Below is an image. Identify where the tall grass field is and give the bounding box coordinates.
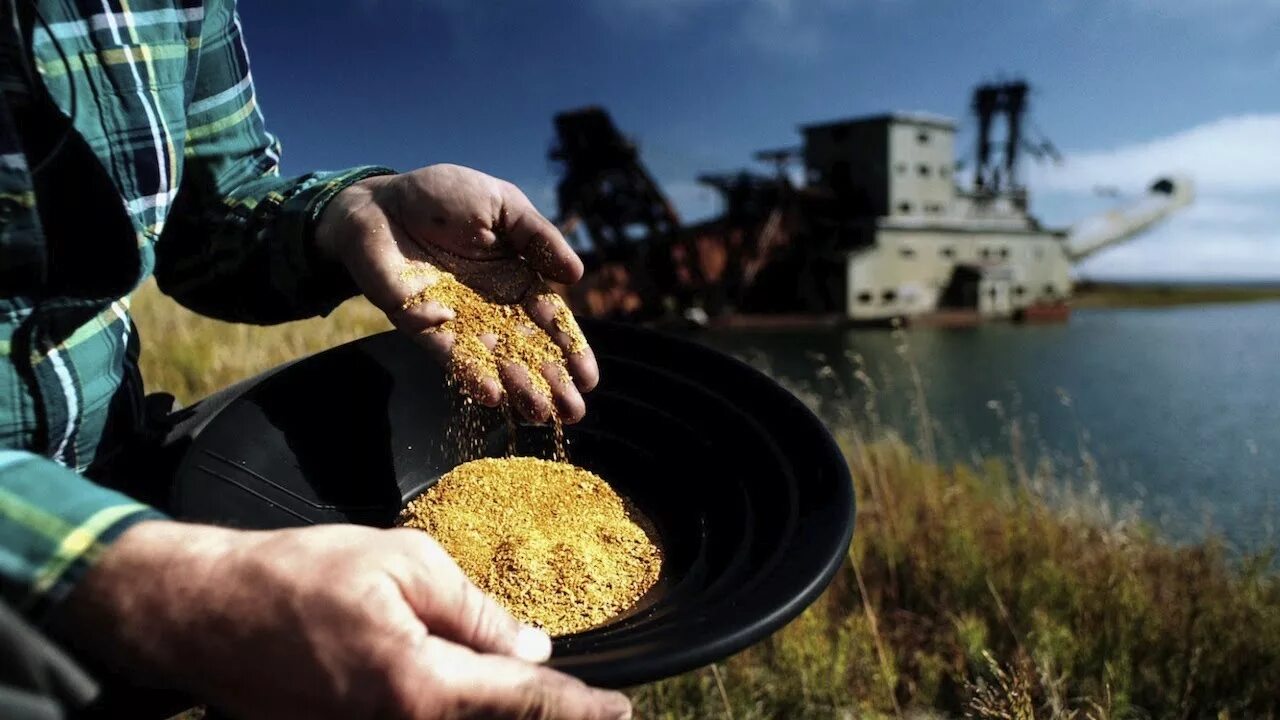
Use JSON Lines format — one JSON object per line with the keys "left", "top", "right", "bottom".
{"left": 131, "top": 282, "right": 1280, "bottom": 720}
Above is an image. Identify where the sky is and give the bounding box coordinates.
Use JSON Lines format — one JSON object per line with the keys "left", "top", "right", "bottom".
{"left": 238, "top": 0, "right": 1280, "bottom": 280}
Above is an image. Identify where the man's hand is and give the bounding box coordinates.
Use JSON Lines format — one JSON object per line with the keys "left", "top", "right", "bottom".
{"left": 316, "top": 165, "right": 599, "bottom": 423}
{"left": 50, "top": 521, "right": 631, "bottom": 720}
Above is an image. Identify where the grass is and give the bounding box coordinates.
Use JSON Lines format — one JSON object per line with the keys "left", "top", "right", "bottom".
{"left": 132, "top": 282, "right": 1280, "bottom": 719}
{"left": 1072, "top": 281, "right": 1280, "bottom": 309}
{"left": 132, "top": 282, "right": 392, "bottom": 405}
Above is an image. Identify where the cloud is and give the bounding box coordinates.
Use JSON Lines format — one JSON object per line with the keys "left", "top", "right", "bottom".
{"left": 1074, "top": 226, "right": 1280, "bottom": 280}
{"left": 1029, "top": 115, "right": 1280, "bottom": 195}
{"left": 1032, "top": 114, "right": 1280, "bottom": 280}
{"left": 1181, "top": 198, "right": 1278, "bottom": 228}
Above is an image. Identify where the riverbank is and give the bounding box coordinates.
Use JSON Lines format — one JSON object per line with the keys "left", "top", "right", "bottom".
{"left": 636, "top": 433, "right": 1280, "bottom": 718}
{"left": 131, "top": 284, "right": 1280, "bottom": 719}
{"left": 1072, "top": 281, "right": 1280, "bottom": 309}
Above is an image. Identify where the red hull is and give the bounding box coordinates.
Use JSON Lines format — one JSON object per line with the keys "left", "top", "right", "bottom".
{"left": 1016, "top": 302, "right": 1072, "bottom": 324}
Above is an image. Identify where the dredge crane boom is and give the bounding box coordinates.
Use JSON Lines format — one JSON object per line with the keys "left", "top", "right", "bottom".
{"left": 1066, "top": 176, "right": 1195, "bottom": 263}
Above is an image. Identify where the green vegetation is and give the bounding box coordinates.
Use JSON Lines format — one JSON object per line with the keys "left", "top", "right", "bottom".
{"left": 1073, "top": 281, "right": 1280, "bottom": 309}
{"left": 133, "top": 282, "right": 1280, "bottom": 719}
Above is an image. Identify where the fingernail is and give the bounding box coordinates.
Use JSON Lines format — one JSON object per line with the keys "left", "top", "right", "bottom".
{"left": 513, "top": 625, "right": 551, "bottom": 663}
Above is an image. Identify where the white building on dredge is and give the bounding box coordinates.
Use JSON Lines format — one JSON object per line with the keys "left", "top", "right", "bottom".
{"left": 798, "top": 84, "right": 1192, "bottom": 322}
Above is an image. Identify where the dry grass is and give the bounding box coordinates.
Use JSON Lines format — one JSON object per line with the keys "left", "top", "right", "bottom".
{"left": 632, "top": 434, "right": 1280, "bottom": 719}
{"left": 132, "top": 281, "right": 391, "bottom": 405}
{"left": 133, "top": 282, "right": 1280, "bottom": 720}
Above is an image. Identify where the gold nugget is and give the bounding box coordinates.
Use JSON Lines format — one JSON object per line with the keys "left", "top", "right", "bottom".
{"left": 399, "top": 457, "right": 663, "bottom": 637}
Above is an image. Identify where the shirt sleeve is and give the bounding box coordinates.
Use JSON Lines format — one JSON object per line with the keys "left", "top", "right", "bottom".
{"left": 0, "top": 450, "right": 165, "bottom": 625}
{"left": 154, "top": 0, "right": 396, "bottom": 324}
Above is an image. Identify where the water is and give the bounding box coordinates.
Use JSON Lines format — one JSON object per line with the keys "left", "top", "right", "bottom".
{"left": 698, "top": 301, "right": 1280, "bottom": 552}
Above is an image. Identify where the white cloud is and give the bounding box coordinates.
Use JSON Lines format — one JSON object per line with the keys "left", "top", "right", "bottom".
{"left": 1075, "top": 226, "right": 1280, "bottom": 280}
{"left": 1029, "top": 115, "right": 1280, "bottom": 195}
{"left": 1034, "top": 114, "right": 1280, "bottom": 280}
{"left": 1182, "top": 197, "right": 1278, "bottom": 228}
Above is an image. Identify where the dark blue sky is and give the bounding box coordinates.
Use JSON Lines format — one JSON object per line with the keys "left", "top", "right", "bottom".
{"left": 238, "top": 0, "right": 1280, "bottom": 279}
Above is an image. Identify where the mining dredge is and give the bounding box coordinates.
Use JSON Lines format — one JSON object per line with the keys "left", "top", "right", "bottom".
{"left": 550, "top": 80, "right": 1193, "bottom": 326}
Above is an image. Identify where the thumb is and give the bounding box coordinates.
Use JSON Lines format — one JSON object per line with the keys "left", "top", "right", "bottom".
{"left": 391, "top": 529, "right": 552, "bottom": 663}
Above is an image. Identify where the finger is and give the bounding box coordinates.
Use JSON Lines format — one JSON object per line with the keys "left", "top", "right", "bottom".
{"left": 390, "top": 530, "right": 551, "bottom": 663}
{"left": 500, "top": 183, "right": 584, "bottom": 284}
{"left": 404, "top": 636, "right": 632, "bottom": 720}
{"left": 389, "top": 301, "right": 454, "bottom": 335}
{"left": 408, "top": 331, "right": 503, "bottom": 406}
{"left": 566, "top": 349, "right": 600, "bottom": 394}
{"left": 523, "top": 294, "right": 600, "bottom": 393}
{"left": 499, "top": 361, "right": 554, "bottom": 424}
{"left": 543, "top": 363, "right": 586, "bottom": 424}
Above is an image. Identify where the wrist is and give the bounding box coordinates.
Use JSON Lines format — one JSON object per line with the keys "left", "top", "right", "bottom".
{"left": 49, "top": 520, "right": 243, "bottom": 686}
{"left": 314, "top": 175, "right": 394, "bottom": 264}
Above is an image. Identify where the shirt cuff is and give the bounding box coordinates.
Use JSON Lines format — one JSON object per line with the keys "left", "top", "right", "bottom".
{"left": 0, "top": 451, "right": 168, "bottom": 626}
{"left": 276, "top": 165, "right": 398, "bottom": 318}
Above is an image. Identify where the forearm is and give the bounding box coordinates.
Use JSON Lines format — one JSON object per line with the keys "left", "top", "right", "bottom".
{"left": 46, "top": 519, "right": 238, "bottom": 688}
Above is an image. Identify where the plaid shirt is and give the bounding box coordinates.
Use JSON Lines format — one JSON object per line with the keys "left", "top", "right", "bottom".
{"left": 0, "top": 0, "right": 394, "bottom": 623}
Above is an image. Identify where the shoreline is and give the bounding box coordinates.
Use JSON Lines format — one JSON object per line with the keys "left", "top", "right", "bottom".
{"left": 1072, "top": 281, "right": 1280, "bottom": 309}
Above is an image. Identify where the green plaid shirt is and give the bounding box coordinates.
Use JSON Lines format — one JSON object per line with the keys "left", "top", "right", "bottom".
{"left": 0, "top": 0, "right": 394, "bottom": 623}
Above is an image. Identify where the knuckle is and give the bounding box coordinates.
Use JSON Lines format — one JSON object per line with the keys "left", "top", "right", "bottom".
{"left": 390, "top": 526, "right": 441, "bottom": 555}
{"left": 454, "top": 678, "right": 554, "bottom": 720}
{"left": 512, "top": 680, "right": 558, "bottom": 720}
{"left": 499, "top": 178, "right": 523, "bottom": 198}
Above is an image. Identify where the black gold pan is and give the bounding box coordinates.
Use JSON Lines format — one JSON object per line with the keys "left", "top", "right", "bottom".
{"left": 171, "top": 320, "right": 856, "bottom": 688}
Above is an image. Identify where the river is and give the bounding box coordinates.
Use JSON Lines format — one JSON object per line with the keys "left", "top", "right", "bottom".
{"left": 699, "top": 301, "right": 1280, "bottom": 552}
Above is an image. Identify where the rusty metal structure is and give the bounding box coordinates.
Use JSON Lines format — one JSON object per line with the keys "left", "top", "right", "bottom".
{"left": 549, "top": 108, "right": 846, "bottom": 322}
{"left": 548, "top": 108, "right": 680, "bottom": 320}
{"left": 971, "top": 80, "right": 1061, "bottom": 200}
